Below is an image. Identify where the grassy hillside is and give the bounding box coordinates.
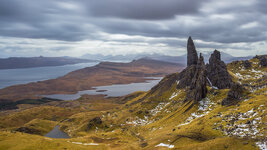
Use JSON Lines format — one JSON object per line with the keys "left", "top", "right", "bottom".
{"left": 0, "top": 57, "right": 265, "bottom": 150}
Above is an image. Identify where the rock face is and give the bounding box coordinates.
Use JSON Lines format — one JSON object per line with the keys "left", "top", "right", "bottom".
{"left": 184, "top": 54, "right": 207, "bottom": 103}
{"left": 242, "top": 60, "right": 252, "bottom": 69}
{"left": 187, "top": 36, "right": 198, "bottom": 66}
{"left": 221, "top": 83, "right": 246, "bottom": 106}
{"left": 177, "top": 65, "right": 197, "bottom": 89}
{"left": 254, "top": 55, "right": 267, "bottom": 67}
{"left": 206, "top": 50, "right": 232, "bottom": 89}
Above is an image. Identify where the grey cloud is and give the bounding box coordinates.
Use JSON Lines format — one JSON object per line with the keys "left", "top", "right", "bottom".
{"left": 0, "top": 0, "right": 266, "bottom": 57}
{"left": 84, "top": 0, "right": 206, "bottom": 20}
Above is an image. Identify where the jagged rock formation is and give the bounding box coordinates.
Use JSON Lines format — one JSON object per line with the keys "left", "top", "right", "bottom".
{"left": 187, "top": 36, "right": 198, "bottom": 66}
{"left": 254, "top": 55, "right": 267, "bottom": 67}
{"left": 206, "top": 50, "right": 232, "bottom": 89}
{"left": 184, "top": 54, "right": 207, "bottom": 103}
{"left": 221, "top": 83, "right": 246, "bottom": 106}
{"left": 242, "top": 60, "right": 252, "bottom": 69}
{"left": 177, "top": 37, "right": 234, "bottom": 103}
{"left": 177, "top": 37, "right": 207, "bottom": 103}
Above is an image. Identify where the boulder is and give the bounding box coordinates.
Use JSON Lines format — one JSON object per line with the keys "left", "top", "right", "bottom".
{"left": 206, "top": 50, "right": 232, "bottom": 89}
{"left": 221, "top": 83, "right": 246, "bottom": 106}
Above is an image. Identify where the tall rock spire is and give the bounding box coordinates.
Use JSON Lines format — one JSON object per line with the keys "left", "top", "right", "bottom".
{"left": 187, "top": 36, "right": 198, "bottom": 66}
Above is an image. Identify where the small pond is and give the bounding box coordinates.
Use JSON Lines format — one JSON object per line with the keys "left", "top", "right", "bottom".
{"left": 45, "top": 125, "right": 70, "bottom": 139}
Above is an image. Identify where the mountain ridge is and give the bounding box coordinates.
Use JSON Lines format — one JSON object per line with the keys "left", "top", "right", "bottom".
{"left": 0, "top": 56, "right": 97, "bottom": 70}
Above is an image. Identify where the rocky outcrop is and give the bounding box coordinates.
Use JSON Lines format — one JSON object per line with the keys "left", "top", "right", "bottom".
{"left": 187, "top": 36, "right": 198, "bottom": 66}
{"left": 16, "top": 127, "right": 42, "bottom": 135}
{"left": 177, "top": 37, "right": 233, "bottom": 103}
{"left": 206, "top": 50, "right": 232, "bottom": 89}
{"left": 221, "top": 83, "right": 246, "bottom": 106}
{"left": 254, "top": 55, "right": 267, "bottom": 67}
{"left": 184, "top": 54, "right": 207, "bottom": 103}
{"left": 242, "top": 60, "right": 252, "bottom": 69}
{"left": 87, "top": 117, "right": 102, "bottom": 130}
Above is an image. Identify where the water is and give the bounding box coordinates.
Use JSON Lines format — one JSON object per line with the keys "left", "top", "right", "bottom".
{"left": 43, "top": 77, "right": 162, "bottom": 100}
{"left": 0, "top": 62, "right": 99, "bottom": 89}
{"left": 45, "top": 125, "right": 70, "bottom": 139}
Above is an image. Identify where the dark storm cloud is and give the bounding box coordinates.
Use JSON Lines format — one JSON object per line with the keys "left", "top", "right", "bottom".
{"left": 84, "top": 0, "right": 205, "bottom": 20}
{"left": 0, "top": 0, "right": 266, "bottom": 53}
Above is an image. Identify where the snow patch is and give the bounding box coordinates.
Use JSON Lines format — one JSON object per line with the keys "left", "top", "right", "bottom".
{"left": 126, "top": 101, "right": 171, "bottom": 126}
{"left": 177, "top": 97, "right": 214, "bottom": 127}
{"left": 69, "top": 141, "right": 99, "bottom": 146}
{"left": 256, "top": 141, "right": 267, "bottom": 150}
{"left": 169, "top": 91, "right": 179, "bottom": 100}
{"left": 155, "top": 143, "right": 174, "bottom": 148}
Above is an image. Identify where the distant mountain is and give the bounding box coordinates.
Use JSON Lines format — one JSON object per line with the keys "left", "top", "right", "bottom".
{"left": 0, "top": 56, "right": 97, "bottom": 69}
{"left": 201, "top": 51, "right": 253, "bottom": 63}
{"left": 81, "top": 53, "right": 187, "bottom": 64}
{"left": 82, "top": 52, "right": 253, "bottom": 65}
{"left": 81, "top": 53, "right": 151, "bottom": 62}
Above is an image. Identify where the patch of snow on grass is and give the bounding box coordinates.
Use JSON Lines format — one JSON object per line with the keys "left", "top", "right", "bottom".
{"left": 150, "top": 102, "right": 171, "bottom": 116}
{"left": 169, "top": 91, "right": 179, "bottom": 100}
{"left": 256, "top": 141, "right": 267, "bottom": 150}
{"left": 214, "top": 108, "right": 264, "bottom": 139}
{"left": 83, "top": 143, "right": 99, "bottom": 146}
{"left": 126, "top": 115, "right": 153, "bottom": 126}
{"left": 126, "top": 101, "right": 171, "bottom": 126}
{"left": 177, "top": 98, "right": 214, "bottom": 127}
{"left": 70, "top": 141, "right": 99, "bottom": 146}
{"left": 156, "top": 143, "right": 174, "bottom": 148}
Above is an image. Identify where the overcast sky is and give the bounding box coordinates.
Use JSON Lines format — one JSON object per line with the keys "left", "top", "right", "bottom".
{"left": 0, "top": 0, "right": 266, "bottom": 57}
